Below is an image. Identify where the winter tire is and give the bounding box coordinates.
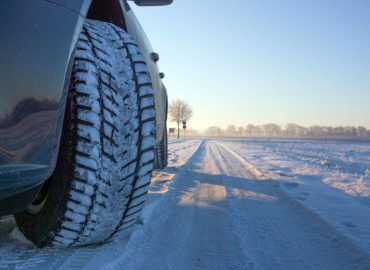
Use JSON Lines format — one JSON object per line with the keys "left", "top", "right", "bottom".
{"left": 154, "top": 125, "right": 168, "bottom": 169}
{"left": 15, "top": 19, "right": 156, "bottom": 247}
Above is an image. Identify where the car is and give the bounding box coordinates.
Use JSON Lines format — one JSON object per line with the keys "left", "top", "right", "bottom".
{"left": 0, "top": 0, "right": 170, "bottom": 247}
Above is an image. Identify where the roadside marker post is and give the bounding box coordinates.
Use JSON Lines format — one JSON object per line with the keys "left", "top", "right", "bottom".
{"left": 182, "top": 121, "right": 187, "bottom": 138}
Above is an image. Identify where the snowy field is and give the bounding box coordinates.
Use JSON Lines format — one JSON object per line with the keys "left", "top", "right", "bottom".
{"left": 1, "top": 138, "right": 370, "bottom": 269}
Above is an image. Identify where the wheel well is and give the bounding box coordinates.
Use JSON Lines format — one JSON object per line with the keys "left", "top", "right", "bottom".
{"left": 86, "top": 0, "right": 127, "bottom": 31}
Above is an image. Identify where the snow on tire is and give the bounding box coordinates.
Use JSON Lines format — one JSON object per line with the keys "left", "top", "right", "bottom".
{"left": 15, "top": 19, "right": 156, "bottom": 247}
{"left": 154, "top": 126, "right": 168, "bottom": 169}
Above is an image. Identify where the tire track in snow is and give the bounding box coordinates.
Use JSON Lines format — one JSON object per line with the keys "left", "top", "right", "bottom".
{"left": 208, "top": 142, "right": 370, "bottom": 269}
{"left": 105, "top": 140, "right": 370, "bottom": 269}
{"left": 102, "top": 140, "right": 210, "bottom": 270}
{"left": 217, "top": 140, "right": 370, "bottom": 260}
{"left": 1, "top": 139, "right": 370, "bottom": 269}
{"left": 0, "top": 139, "right": 204, "bottom": 270}
{"left": 167, "top": 139, "right": 203, "bottom": 168}
{"left": 215, "top": 141, "right": 264, "bottom": 179}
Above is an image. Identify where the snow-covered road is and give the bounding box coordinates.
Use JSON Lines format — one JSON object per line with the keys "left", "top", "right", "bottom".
{"left": 1, "top": 139, "right": 370, "bottom": 269}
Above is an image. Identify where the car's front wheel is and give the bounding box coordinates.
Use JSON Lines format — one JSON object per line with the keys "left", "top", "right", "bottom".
{"left": 15, "top": 19, "right": 156, "bottom": 247}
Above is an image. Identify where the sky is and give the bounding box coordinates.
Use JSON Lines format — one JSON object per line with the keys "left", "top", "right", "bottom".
{"left": 131, "top": 0, "right": 370, "bottom": 130}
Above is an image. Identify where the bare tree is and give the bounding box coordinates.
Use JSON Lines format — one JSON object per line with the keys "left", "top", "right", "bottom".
{"left": 245, "top": 124, "right": 254, "bottom": 136}
{"left": 169, "top": 99, "right": 193, "bottom": 138}
{"left": 285, "top": 123, "right": 305, "bottom": 137}
{"left": 227, "top": 124, "right": 237, "bottom": 136}
{"left": 206, "top": 126, "right": 223, "bottom": 136}
{"left": 237, "top": 126, "right": 245, "bottom": 136}
{"left": 263, "top": 123, "right": 281, "bottom": 137}
{"left": 357, "top": 126, "right": 367, "bottom": 137}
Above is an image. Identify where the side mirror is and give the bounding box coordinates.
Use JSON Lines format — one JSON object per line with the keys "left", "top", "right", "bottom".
{"left": 130, "top": 0, "right": 173, "bottom": 6}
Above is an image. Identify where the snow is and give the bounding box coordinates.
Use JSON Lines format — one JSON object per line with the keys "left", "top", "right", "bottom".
{"left": 1, "top": 139, "right": 370, "bottom": 269}
{"left": 219, "top": 139, "right": 370, "bottom": 255}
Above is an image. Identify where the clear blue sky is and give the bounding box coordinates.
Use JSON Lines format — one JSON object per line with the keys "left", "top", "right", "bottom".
{"left": 132, "top": 0, "right": 370, "bottom": 130}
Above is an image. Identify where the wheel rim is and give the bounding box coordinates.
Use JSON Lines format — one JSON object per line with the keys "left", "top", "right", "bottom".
{"left": 25, "top": 181, "right": 51, "bottom": 214}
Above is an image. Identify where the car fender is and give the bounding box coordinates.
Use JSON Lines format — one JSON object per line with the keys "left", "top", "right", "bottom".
{"left": 0, "top": 1, "right": 84, "bottom": 200}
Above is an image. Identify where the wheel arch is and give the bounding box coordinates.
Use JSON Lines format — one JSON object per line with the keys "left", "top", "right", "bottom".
{"left": 85, "top": 0, "right": 129, "bottom": 31}
{"left": 0, "top": 1, "right": 84, "bottom": 212}
{"left": 49, "top": 0, "right": 130, "bottom": 31}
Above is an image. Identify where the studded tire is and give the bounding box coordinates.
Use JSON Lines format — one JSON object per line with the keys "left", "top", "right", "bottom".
{"left": 15, "top": 19, "right": 156, "bottom": 247}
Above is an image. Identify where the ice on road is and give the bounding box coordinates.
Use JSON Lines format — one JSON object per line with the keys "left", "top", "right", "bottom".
{"left": 1, "top": 139, "right": 370, "bottom": 270}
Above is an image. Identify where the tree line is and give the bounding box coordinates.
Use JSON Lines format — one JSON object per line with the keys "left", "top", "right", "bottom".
{"left": 206, "top": 123, "right": 370, "bottom": 140}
